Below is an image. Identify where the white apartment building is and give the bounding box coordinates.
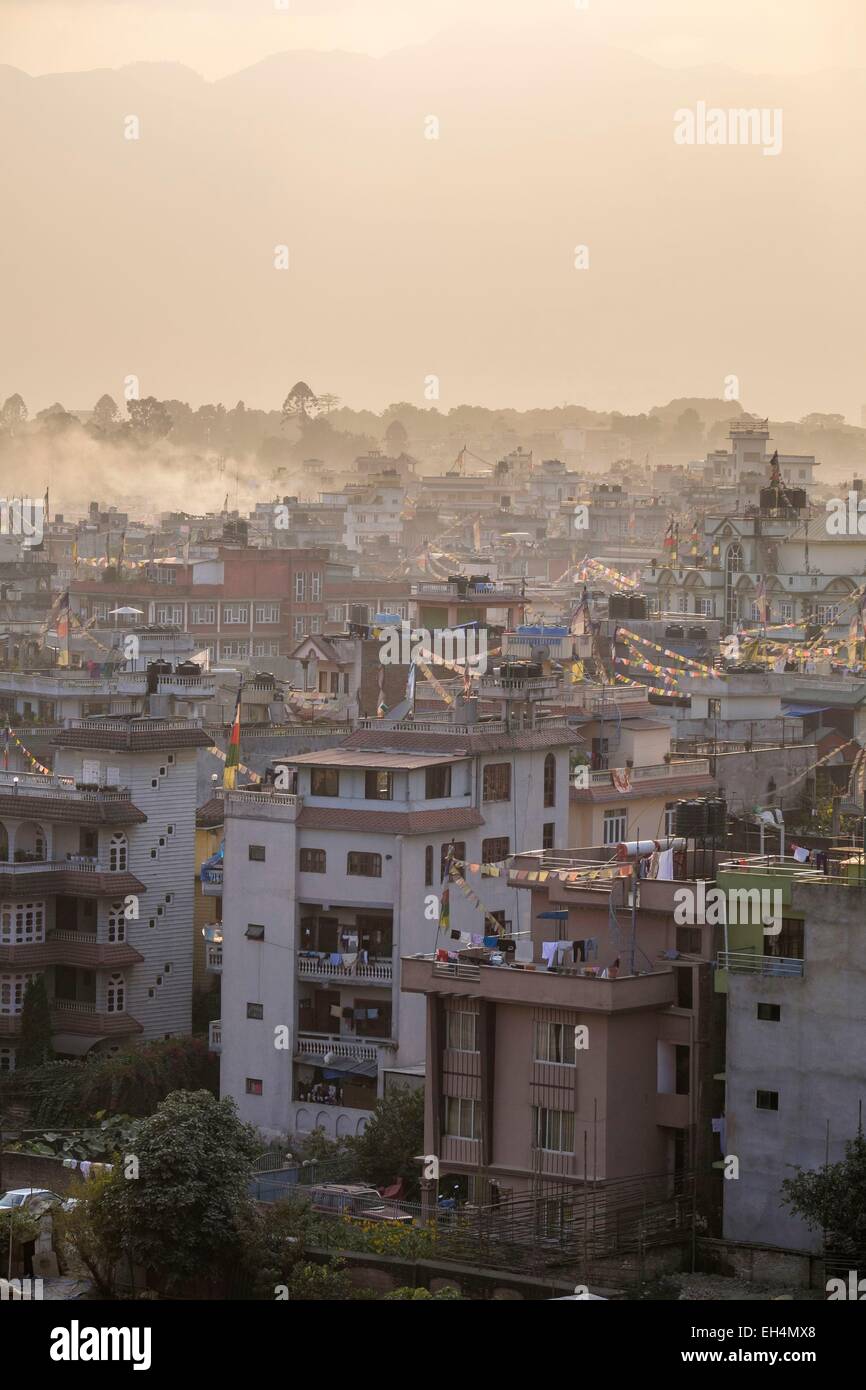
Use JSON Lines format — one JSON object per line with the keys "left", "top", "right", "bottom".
{"left": 342, "top": 479, "right": 405, "bottom": 552}
{"left": 216, "top": 708, "right": 577, "bottom": 1140}
{"left": 0, "top": 716, "right": 210, "bottom": 1069}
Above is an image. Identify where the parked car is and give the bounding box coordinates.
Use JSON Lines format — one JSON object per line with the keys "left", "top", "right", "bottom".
{"left": 309, "top": 1184, "right": 413, "bottom": 1225}
{"left": 0, "top": 1187, "right": 68, "bottom": 1215}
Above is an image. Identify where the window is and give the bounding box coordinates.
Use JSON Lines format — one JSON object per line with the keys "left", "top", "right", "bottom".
{"left": 254, "top": 603, "right": 280, "bottom": 624}
{"left": 311, "top": 572, "right": 321, "bottom": 601}
{"left": 664, "top": 802, "right": 677, "bottom": 836}
{"left": 675, "top": 1044, "right": 690, "bottom": 1096}
{"left": 542, "top": 822, "right": 555, "bottom": 851}
{"left": 347, "top": 851, "right": 382, "bottom": 877}
{"left": 222, "top": 604, "right": 249, "bottom": 624}
{"left": 757, "top": 1003, "right": 781, "bottom": 1022}
{"left": 446, "top": 1010, "right": 478, "bottom": 1053}
{"left": 155, "top": 604, "right": 183, "bottom": 626}
{"left": 424, "top": 845, "right": 434, "bottom": 886}
{"left": 190, "top": 604, "right": 216, "bottom": 625}
{"left": 245, "top": 924, "right": 265, "bottom": 940}
{"left": 425, "top": 765, "right": 452, "bottom": 799}
{"left": 441, "top": 841, "right": 465, "bottom": 880}
{"left": 311, "top": 767, "right": 340, "bottom": 797}
{"left": 0, "top": 973, "right": 38, "bottom": 1015}
{"left": 777, "top": 601, "right": 794, "bottom": 623}
{"left": 695, "top": 598, "right": 713, "bottom": 617}
{"left": 364, "top": 769, "right": 393, "bottom": 800}
{"left": 300, "top": 848, "right": 326, "bottom": 873}
{"left": 756, "top": 1090, "right": 779, "bottom": 1111}
{"left": 602, "top": 809, "right": 627, "bottom": 846}
{"left": 108, "top": 833, "right": 128, "bottom": 871}
{"left": 0, "top": 902, "right": 45, "bottom": 945}
{"left": 444, "top": 1096, "right": 480, "bottom": 1139}
{"left": 815, "top": 604, "right": 838, "bottom": 625}
{"left": 310, "top": 616, "right": 321, "bottom": 634}
{"left": 768, "top": 917, "right": 804, "bottom": 959}
{"left": 107, "top": 901, "right": 126, "bottom": 944}
{"left": 245, "top": 1078, "right": 263, "bottom": 1095}
{"left": 535, "top": 1021, "right": 575, "bottom": 1065}
{"left": 246, "top": 1003, "right": 264, "bottom": 1020}
{"left": 248, "top": 844, "right": 266, "bottom": 862}
{"left": 676, "top": 968, "right": 693, "bottom": 1010}
{"left": 482, "top": 762, "right": 512, "bottom": 802}
{"left": 106, "top": 973, "right": 125, "bottom": 1013}
{"left": 253, "top": 640, "right": 280, "bottom": 657}
{"left": 295, "top": 573, "right": 306, "bottom": 601}
{"left": 532, "top": 1107, "right": 574, "bottom": 1153}
{"left": 293, "top": 617, "right": 306, "bottom": 638}
{"left": 482, "top": 837, "right": 509, "bottom": 865}
{"left": 219, "top": 640, "right": 249, "bottom": 658}
{"left": 707, "top": 698, "right": 722, "bottom": 718}
{"left": 676, "top": 927, "right": 702, "bottom": 955}
{"left": 543, "top": 753, "right": 556, "bottom": 808}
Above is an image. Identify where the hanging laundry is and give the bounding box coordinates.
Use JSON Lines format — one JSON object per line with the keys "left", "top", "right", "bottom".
{"left": 656, "top": 848, "right": 674, "bottom": 880}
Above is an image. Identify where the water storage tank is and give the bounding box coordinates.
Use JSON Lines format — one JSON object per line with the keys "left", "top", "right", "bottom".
{"left": 674, "top": 800, "right": 708, "bottom": 838}
{"left": 705, "top": 798, "right": 727, "bottom": 837}
{"left": 608, "top": 594, "right": 630, "bottom": 618}
{"left": 628, "top": 594, "right": 648, "bottom": 619}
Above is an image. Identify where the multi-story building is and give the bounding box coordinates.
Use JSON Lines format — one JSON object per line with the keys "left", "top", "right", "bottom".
{"left": 215, "top": 698, "right": 577, "bottom": 1140}
{"left": 70, "top": 546, "right": 328, "bottom": 666}
{"left": 401, "top": 844, "right": 721, "bottom": 1209}
{"left": 0, "top": 715, "right": 210, "bottom": 1069}
{"left": 715, "top": 856, "right": 866, "bottom": 1253}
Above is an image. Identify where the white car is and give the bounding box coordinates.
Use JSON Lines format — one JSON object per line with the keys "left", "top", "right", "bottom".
{"left": 0, "top": 1187, "right": 70, "bottom": 1215}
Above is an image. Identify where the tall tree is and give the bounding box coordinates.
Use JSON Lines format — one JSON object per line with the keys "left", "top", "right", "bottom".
{"left": 92, "top": 394, "right": 119, "bottom": 432}
{"left": 0, "top": 393, "right": 28, "bottom": 435}
{"left": 94, "top": 1089, "right": 260, "bottom": 1293}
{"left": 127, "top": 395, "right": 172, "bottom": 440}
{"left": 344, "top": 1085, "right": 424, "bottom": 1195}
{"left": 781, "top": 1129, "right": 866, "bottom": 1257}
{"left": 281, "top": 381, "right": 319, "bottom": 426}
{"left": 17, "top": 975, "right": 53, "bottom": 1069}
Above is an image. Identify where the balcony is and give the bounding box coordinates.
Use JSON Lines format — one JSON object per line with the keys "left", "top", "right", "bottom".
{"left": 205, "top": 944, "right": 223, "bottom": 974}
{"left": 50, "top": 998, "right": 143, "bottom": 1037}
{"left": 0, "top": 860, "right": 146, "bottom": 898}
{"left": 717, "top": 950, "right": 805, "bottom": 978}
{"left": 0, "top": 931, "right": 143, "bottom": 969}
{"left": 297, "top": 956, "right": 393, "bottom": 986}
{"left": 294, "top": 1033, "right": 392, "bottom": 1064}
{"left": 655, "top": 1092, "right": 691, "bottom": 1128}
{"left": 208, "top": 1019, "right": 222, "bottom": 1052}
{"left": 570, "top": 758, "right": 713, "bottom": 801}
{"left": 403, "top": 955, "right": 676, "bottom": 1013}
{"left": 200, "top": 865, "right": 223, "bottom": 895}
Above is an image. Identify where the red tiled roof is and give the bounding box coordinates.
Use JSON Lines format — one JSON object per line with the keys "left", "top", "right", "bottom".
{"left": 0, "top": 869, "right": 146, "bottom": 899}
{"left": 296, "top": 806, "right": 484, "bottom": 835}
{"left": 0, "top": 793, "right": 146, "bottom": 826}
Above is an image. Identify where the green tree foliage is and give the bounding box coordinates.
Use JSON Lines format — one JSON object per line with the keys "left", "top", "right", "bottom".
{"left": 382, "top": 1285, "right": 463, "bottom": 1300}
{"left": 0, "top": 1036, "right": 217, "bottom": 1127}
{"left": 344, "top": 1085, "right": 424, "bottom": 1195}
{"left": 89, "top": 1090, "right": 259, "bottom": 1294}
{"left": 781, "top": 1130, "right": 866, "bottom": 1256}
{"left": 17, "top": 975, "right": 53, "bottom": 1070}
{"left": 127, "top": 395, "right": 172, "bottom": 440}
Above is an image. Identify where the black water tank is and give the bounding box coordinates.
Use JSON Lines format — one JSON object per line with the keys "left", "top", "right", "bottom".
{"left": 705, "top": 798, "right": 727, "bottom": 837}
{"left": 609, "top": 594, "right": 630, "bottom": 618}
{"left": 628, "top": 594, "right": 648, "bottom": 619}
{"left": 175, "top": 661, "right": 201, "bottom": 676}
{"left": 788, "top": 488, "right": 807, "bottom": 511}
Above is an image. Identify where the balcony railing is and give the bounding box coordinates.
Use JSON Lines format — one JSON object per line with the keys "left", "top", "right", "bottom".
{"left": 294, "top": 1034, "right": 386, "bottom": 1062}
{"left": 0, "top": 858, "right": 107, "bottom": 875}
{"left": 51, "top": 997, "right": 97, "bottom": 1014}
{"left": 208, "top": 1020, "right": 222, "bottom": 1051}
{"left": 717, "top": 951, "right": 805, "bottom": 978}
{"left": 205, "top": 945, "right": 223, "bottom": 973}
{"left": 297, "top": 957, "right": 393, "bottom": 984}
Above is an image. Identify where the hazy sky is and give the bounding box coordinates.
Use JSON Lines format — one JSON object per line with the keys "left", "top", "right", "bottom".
{"left": 3, "top": 0, "right": 865, "bottom": 80}
{"left": 2, "top": 2, "right": 865, "bottom": 422}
